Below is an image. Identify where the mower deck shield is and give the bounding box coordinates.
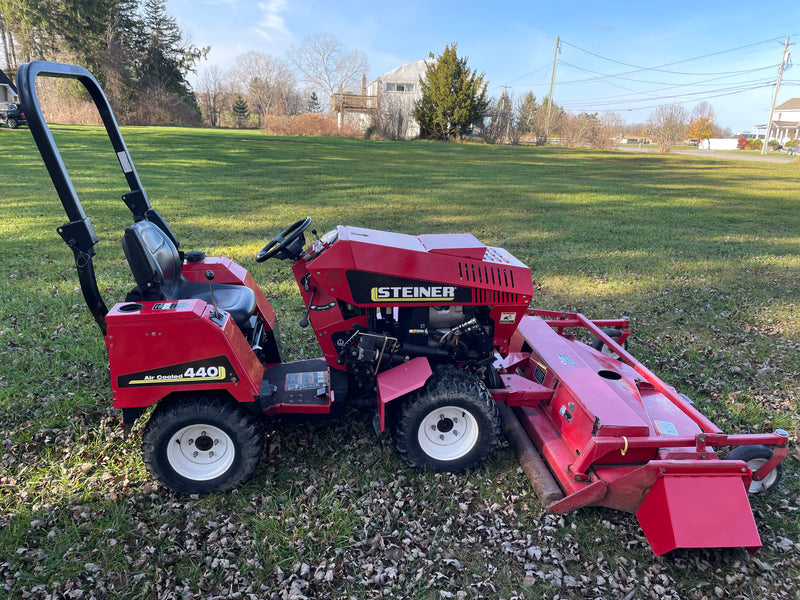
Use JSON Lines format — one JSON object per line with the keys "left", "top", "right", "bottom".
{"left": 635, "top": 461, "right": 760, "bottom": 556}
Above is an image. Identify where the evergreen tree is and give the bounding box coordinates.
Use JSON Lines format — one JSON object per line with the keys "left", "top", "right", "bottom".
{"left": 306, "top": 91, "right": 321, "bottom": 113}
{"left": 517, "top": 92, "right": 537, "bottom": 135}
{"left": 414, "top": 43, "right": 488, "bottom": 141}
{"left": 138, "top": 0, "right": 208, "bottom": 111}
{"left": 232, "top": 95, "right": 249, "bottom": 128}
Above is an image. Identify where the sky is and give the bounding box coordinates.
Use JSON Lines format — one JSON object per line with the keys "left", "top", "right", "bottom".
{"left": 167, "top": 0, "right": 800, "bottom": 133}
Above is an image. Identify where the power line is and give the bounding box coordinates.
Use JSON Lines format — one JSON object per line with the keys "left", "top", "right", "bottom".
{"left": 559, "top": 36, "right": 787, "bottom": 75}
{"left": 559, "top": 82, "right": 774, "bottom": 112}
{"left": 556, "top": 63, "right": 778, "bottom": 87}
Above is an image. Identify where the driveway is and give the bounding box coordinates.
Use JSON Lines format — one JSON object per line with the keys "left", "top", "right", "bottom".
{"left": 617, "top": 146, "right": 795, "bottom": 163}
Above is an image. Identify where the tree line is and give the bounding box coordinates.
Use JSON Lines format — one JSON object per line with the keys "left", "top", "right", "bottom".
{"left": 0, "top": 0, "right": 207, "bottom": 124}
{"left": 0, "top": 5, "right": 733, "bottom": 146}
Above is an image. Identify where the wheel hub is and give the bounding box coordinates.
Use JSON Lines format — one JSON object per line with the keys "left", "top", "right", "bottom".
{"left": 417, "top": 406, "right": 479, "bottom": 462}
{"left": 167, "top": 424, "right": 234, "bottom": 481}
{"left": 436, "top": 417, "right": 454, "bottom": 433}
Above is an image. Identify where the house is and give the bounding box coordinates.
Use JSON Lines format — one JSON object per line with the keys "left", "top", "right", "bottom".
{"left": 1, "top": 69, "right": 18, "bottom": 102}
{"left": 755, "top": 98, "right": 800, "bottom": 144}
{"left": 333, "top": 59, "right": 432, "bottom": 139}
{"left": 0, "top": 84, "right": 16, "bottom": 102}
{"left": 366, "top": 59, "right": 431, "bottom": 139}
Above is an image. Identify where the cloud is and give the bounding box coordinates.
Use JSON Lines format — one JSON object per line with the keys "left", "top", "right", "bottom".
{"left": 253, "top": 0, "right": 290, "bottom": 40}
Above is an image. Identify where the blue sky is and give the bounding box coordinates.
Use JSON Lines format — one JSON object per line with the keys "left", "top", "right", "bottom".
{"left": 168, "top": 0, "right": 800, "bottom": 132}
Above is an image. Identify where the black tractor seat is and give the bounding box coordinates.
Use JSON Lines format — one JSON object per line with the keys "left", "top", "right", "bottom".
{"left": 122, "top": 220, "right": 257, "bottom": 327}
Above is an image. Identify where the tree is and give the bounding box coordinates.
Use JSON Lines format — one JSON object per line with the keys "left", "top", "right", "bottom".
{"left": 688, "top": 102, "right": 715, "bottom": 148}
{"left": 484, "top": 90, "right": 517, "bottom": 144}
{"left": 232, "top": 95, "right": 249, "bottom": 128}
{"left": 138, "top": 0, "right": 208, "bottom": 111}
{"left": 288, "top": 32, "right": 368, "bottom": 109}
{"left": 228, "top": 50, "right": 299, "bottom": 121}
{"left": 307, "top": 91, "right": 321, "bottom": 113}
{"left": 414, "top": 43, "right": 488, "bottom": 141}
{"left": 516, "top": 92, "right": 537, "bottom": 135}
{"left": 197, "top": 65, "right": 226, "bottom": 126}
{"left": 522, "top": 95, "right": 564, "bottom": 144}
{"left": 647, "top": 103, "right": 688, "bottom": 152}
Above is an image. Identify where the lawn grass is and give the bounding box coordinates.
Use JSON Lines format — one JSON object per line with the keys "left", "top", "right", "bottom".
{"left": 1, "top": 126, "right": 799, "bottom": 598}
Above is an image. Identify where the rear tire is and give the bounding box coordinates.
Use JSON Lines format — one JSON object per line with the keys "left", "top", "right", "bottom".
{"left": 142, "top": 395, "right": 264, "bottom": 494}
{"left": 727, "top": 445, "right": 784, "bottom": 494}
{"left": 393, "top": 366, "right": 500, "bottom": 472}
{"left": 6, "top": 117, "right": 18, "bottom": 129}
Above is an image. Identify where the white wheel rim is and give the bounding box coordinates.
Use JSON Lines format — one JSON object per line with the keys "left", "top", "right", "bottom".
{"left": 166, "top": 424, "right": 234, "bottom": 481}
{"left": 747, "top": 457, "right": 777, "bottom": 493}
{"left": 601, "top": 345, "right": 620, "bottom": 360}
{"left": 417, "top": 405, "right": 479, "bottom": 462}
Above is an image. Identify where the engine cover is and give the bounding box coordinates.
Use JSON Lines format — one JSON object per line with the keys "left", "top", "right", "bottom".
{"left": 297, "top": 226, "right": 534, "bottom": 360}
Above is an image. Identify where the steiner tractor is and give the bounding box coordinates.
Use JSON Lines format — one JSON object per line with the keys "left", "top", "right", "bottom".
{"left": 19, "top": 61, "right": 789, "bottom": 556}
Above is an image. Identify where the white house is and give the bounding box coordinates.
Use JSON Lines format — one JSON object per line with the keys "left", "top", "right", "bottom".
{"left": 366, "top": 59, "right": 432, "bottom": 139}
{"left": 0, "top": 83, "right": 16, "bottom": 102}
{"left": 333, "top": 59, "right": 432, "bottom": 139}
{"left": 755, "top": 98, "right": 800, "bottom": 144}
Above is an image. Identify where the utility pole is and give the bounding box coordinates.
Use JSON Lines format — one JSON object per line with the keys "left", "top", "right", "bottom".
{"left": 761, "top": 36, "right": 790, "bottom": 156}
{"left": 544, "top": 36, "right": 560, "bottom": 142}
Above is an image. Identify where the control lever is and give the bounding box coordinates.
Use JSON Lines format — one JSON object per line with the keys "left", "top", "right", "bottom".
{"left": 299, "top": 286, "right": 316, "bottom": 328}
{"left": 205, "top": 270, "right": 222, "bottom": 320}
{"left": 311, "top": 228, "right": 330, "bottom": 250}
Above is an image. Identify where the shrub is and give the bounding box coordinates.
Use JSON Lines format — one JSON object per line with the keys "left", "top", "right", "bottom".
{"left": 261, "top": 113, "right": 362, "bottom": 138}
{"left": 737, "top": 137, "right": 747, "bottom": 150}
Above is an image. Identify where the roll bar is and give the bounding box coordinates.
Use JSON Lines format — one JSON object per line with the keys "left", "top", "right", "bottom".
{"left": 17, "top": 61, "right": 178, "bottom": 334}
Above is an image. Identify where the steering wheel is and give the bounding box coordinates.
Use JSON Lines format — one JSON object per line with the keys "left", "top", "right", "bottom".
{"left": 256, "top": 217, "right": 312, "bottom": 262}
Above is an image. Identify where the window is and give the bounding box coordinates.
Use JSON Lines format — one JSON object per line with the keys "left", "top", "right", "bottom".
{"left": 385, "top": 83, "right": 414, "bottom": 93}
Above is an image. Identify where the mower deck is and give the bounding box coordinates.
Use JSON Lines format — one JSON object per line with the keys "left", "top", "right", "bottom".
{"left": 494, "top": 311, "right": 788, "bottom": 555}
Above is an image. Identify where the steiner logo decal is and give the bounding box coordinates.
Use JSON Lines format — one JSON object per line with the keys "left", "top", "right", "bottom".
{"left": 370, "top": 285, "right": 456, "bottom": 302}
{"left": 347, "top": 271, "right": 472, "bottom": 304}
{"left": 118, "top": 356, "right": 236, "bottom": 387}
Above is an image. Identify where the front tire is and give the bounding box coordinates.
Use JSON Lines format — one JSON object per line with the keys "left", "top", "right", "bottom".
{"left": 393, "top": 366, "right": 500, "bottom": 472}
{"left": 142, "top": 395, "right": 264, "bottom": 494}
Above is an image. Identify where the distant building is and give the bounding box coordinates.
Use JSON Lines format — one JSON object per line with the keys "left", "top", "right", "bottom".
{"left": 0, "top": 84, "right": 16, "bottom": 102}
{"left": 755, "top": 98, "right": 800, "bottom": 144}
{"left": 333, "top": 59, "right": 432, "bottom": 139}
{"left": 367, "top": 59, "right": 432, "bottom": 139}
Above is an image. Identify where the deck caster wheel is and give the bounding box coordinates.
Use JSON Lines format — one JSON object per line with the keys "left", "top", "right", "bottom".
{"left": 142, "top": 395, "right": 264, "bottom": 494}
{"left": 590, "top": 327, "right": 628, "bottom": 360}
{"left": 393, "top": 366, "right": 500, "bottom": 472}
{"left": 727, "top": 445, "right": 784, "bottom": 494}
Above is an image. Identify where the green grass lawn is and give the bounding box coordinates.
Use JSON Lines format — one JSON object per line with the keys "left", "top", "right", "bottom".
{"left": 1, "top": 126, "right": 799, "bottom": 599}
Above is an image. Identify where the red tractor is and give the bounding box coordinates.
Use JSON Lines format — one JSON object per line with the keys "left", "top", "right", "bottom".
{"left": 19, "top": 61, "right": 789, "bottom": 556}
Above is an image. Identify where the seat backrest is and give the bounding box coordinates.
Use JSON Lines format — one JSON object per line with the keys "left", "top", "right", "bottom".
{"left": 122, "top": 220, "right": 182, "bottom": 297}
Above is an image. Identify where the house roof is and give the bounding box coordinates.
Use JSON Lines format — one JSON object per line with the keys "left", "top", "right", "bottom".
{"left": 775, "top": 98, "right": 800, "bottom": 111}
{"left": 377, "top": 59, "right": 433, "bottom": 83}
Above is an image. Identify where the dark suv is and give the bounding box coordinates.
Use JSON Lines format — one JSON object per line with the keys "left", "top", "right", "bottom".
{"left": 0, "top": 101, "right": 26, "bottom": 128}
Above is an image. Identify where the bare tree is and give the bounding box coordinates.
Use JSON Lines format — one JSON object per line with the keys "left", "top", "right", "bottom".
{"left": 197, "top": 65, "right": 226, "bottom": 126}
{"left": 228, "top": 50, "right": 299, "bottom": 122}
{"left": 484, "top": 92, "right": 518, "bottom": 144}
{"left": 647, "top": 103, "right": 689, "bottom": 152}
{"left": 287, "top": 32, "right": 368, "bottom": 110}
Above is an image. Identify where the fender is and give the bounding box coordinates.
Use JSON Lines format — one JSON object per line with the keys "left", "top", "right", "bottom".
{"left": 375, "top": 357, "right": 433, "bottom": 431}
